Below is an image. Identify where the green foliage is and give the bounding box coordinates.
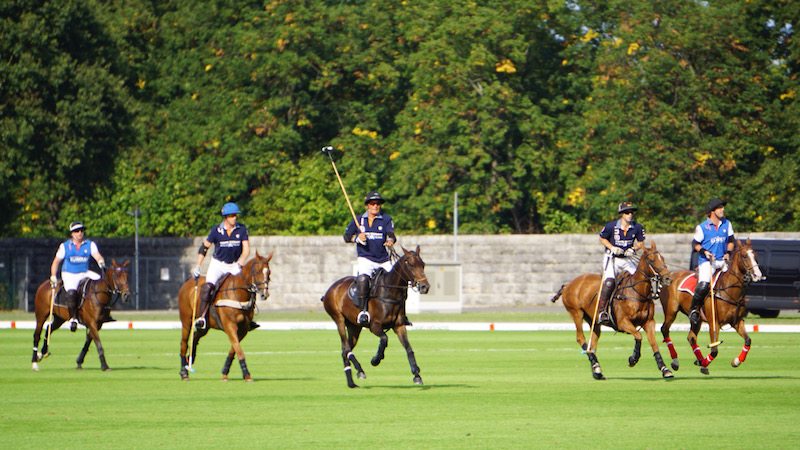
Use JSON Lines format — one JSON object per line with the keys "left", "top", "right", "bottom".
{"left": 1, "top": 0, "right": 799, "bottom": 236}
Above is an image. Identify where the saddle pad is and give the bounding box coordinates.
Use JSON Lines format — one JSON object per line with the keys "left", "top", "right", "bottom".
{"left": 678, "top": 273, "right": 697, "bottom": 295}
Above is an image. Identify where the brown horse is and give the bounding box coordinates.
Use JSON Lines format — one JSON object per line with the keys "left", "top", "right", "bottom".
{"left": 31, "top": 259, "right": 131, "bottom": 371}
{"left": 178, "top": 251, "right": 272, "bottom": 381}
{"left": 551, "top": 241, "right": 674, "bottom": 380}
{"left": 659, "top": 239, "right": 764, "bottom": 374}
{"left": 321, "top": 246, "right": 430, "bottom": 388}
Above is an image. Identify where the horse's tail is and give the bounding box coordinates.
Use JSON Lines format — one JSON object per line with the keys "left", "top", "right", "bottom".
{"left": 550, "top": 285, "right": 565, "bottom": 303}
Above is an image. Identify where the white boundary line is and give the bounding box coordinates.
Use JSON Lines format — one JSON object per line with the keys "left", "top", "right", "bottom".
{"left": 1, "top": 321, "right": 799, "bottom": 333}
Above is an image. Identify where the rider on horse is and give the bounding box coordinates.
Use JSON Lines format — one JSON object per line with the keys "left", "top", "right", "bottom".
{"left": 597, "top": 202, "right": 646, "bottom": 326}
{"left": 343, "top": 191, "right": 403, "bottom": 327}
{"left": 193, "top": 202, "right": 251, "bottom": 330}
{"left": 49, "top": 221, "right": 107, "bottom": 332}
{"left": 689, "top": 198, "right": 735, "bottom": 327}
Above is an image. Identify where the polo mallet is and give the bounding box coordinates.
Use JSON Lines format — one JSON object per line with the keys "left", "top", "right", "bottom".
{"left": 185, "top": 279, "right": 200, "bottom": 372}
{"left": 587, "top": 254, "right": 612, "bottom": 353}
{"left": 45, "top": 282, "right": 57, "bottom": 357}
{"left": 321, "top": 145, "right": 361, "bottom": 228}
{"left": 708, "top": 271, "right": 723, "bottom": 348}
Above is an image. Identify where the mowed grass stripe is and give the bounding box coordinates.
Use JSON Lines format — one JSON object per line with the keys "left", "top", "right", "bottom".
{"left": 1, "top": 329, "right": 798, "bottom": 449}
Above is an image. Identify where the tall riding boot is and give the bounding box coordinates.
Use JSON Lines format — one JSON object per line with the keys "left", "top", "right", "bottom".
{"left": 689, "top": 282, "right": 710, "bottom": 327}
{"left": 195, "top": 283, "right": 215, "bottom": 331}
{"left": 356, "top": 274, "right": 371, "bottom": 326}
{"left": 66, "top": 290, "right": 79, "bottom": 332}
{"left": 597, "top": 278, "right": 615, "bottom": 327}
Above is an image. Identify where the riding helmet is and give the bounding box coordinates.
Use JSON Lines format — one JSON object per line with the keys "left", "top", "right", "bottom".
{"left": 364, "top": 191, "right": 385, "bottom": 205}
{"left": 220, "top": 202, "right": 241, "bottom": 216}
{"left": 617, "top": 202, "right": 637, "bottom": 214}
{"left": 705, "top": 198, "right": 726, "bottom": 213}
{"left": 69, "top": 221, "right": 85, "bottom": 232}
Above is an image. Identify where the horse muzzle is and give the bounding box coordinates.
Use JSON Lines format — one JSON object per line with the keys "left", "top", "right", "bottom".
{"left": 416, "top": 281, "right": 430, "bottom": 295}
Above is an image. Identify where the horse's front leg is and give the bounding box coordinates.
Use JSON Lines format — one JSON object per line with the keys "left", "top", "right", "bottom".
{"left": 345, "top": 322, "right": 366, "bottom": 379}
{"left": 643, "top": 319, "right": 673, "bottom": 379}
{"left": 660, "top": 296, "right": 680, "bottom": 371}
{"left": 394, "top": 325, "right": 422, "bottom": 385}
{"left": 32, "top": 318, "right": 45, "bottom": 370}
{"left": 688, "top": 320, "right": 710, "bottom": 375}
{"left": 731, "top": 319, "right": 751, "bottom": 368}
{"left": 76, "top": 332, "right": 92, "bottom": 369}
{"left": 614, "top": 318, "right": 642, "bottom": 367}
{"left": 221, "top": 319, "right": 251, "bottom": 381}
{"left": 84, "top": 323, "right": 110, "bottom": 371}
{"left": 371, "top": 331, "right": 389, "bottom": 367}
{"left": 334, "top": 317, "right": 360, "bottom": 388}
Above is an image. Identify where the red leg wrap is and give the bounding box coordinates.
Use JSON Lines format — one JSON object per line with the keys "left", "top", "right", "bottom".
{"left": 701, "top": 353, "right": 715, "bottom": 367}
{"left": 738, "top": 345, "right": 750, "bottom": 363}
{"left": 664, "top": 338, "right": 678, "bottom": 359}
{"left": 692, "top": 343, "right": 704, "bottom": 362}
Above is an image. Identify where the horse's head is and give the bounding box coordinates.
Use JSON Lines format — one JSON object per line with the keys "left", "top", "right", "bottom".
{"left": 107, "top": 259, "right": 131, "bottom": 303}
{"left": 244, "top": 251, "right": 272, "bottom": 300}
{"left": 639, "top": 241, "right": 671, "bottom": 289}
{"left": 732, "top": 238, "right": 765, "bottom": 282}
{"left": 396, "top": 245, "right": 430, "bottom": 294}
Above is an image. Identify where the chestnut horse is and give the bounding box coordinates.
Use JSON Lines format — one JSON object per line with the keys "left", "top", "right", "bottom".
{"left": 178, "top": 251, "right": 272, "bottom": 381}
{"left": 659, "top": 239, "right": 764, "bottom": 374}
{"left": 551, "top": 241, "right": 673, "bottom": 380}
{"left": 31, "top": 259, "right": 131, "bottom": 371}
{"left": 321, "top": 246, "right": 430, "bottom": 388}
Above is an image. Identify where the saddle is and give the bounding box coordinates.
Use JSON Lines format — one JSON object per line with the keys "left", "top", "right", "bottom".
{"left": 346, "top": 269, "right": 387, "bottom": 308}
{"left": 677, "top": 272, "right": 722, "bottom": 296}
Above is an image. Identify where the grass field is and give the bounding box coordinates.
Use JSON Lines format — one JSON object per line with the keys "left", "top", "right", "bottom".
{"left": 1, "top": 323, "right": 799, "bottom": 449}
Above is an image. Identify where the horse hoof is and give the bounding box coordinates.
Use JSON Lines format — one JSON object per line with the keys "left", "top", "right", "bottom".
{"left": 76, "top": 365, "right": 82, "bottom": 370}
{"left": 671, "top": 359, "right": 680, "bottom": 371}
{"left": 36, "top": 351, "right": 43, "bottom": 361}
{"left": 592, "top": 372, "right": 606, "bottom": 380}
{"left": 662, "top": 369, "right": 674, "bottom": 379}
{"left": 628, "top": 357, "right": 639, "bottom": 367}
{"left": 700, "top": 367, "right": 709, "bottom": 375}
{"left": 370, "top": 357, "right": 382, "bottom": 367}
{"left": 244, "top": 376, "right": 253, "bottom": 383}
{"left": 413, "top": 376, "right": 423, "bottom": 385}
{"left": 348, "top": 384, "right": 359, "bottom": 388}
{"left": 731, "top": 358, "right": 741, "bottom": 368}
{"left": 222, "top": 375, "right": 229, "bottom": 382}
{"left": 32, "top": 363, "right": 39, "bottom": 371}
{"left": 357, "top": 372, "right": 366, "bottom": 380}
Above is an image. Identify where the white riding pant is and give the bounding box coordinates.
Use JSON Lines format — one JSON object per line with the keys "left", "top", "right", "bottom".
{"left": 205, "top": 258, "right": 241, "bottom": 285}
{"left": 602, "top": 254, "right": 638, "bottom": 279}
{"left": 61, "top": 271, "right": 101, "bottom": 291}
{"left": 697, "top": 260, "right": 728, "bottom": 283}
{"left": 355, "top": 257, "right": 393, "bottom": 277}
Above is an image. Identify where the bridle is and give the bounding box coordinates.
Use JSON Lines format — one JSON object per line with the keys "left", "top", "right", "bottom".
{"left": 714, "top": 245, "right": 760, "bottom": 306}
{"left": 386, "top": 248, "right": 429, "bottom": 293}
{"left": 616, "top": 249, "right": 670, "bottom": 302}
{"left": 88, "top": 266, "right": 130, "bottom": 307}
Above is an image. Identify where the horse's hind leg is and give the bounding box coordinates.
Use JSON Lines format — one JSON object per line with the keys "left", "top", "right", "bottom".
{"left": 335, "top": 319, "right": 360, "bottom": 388}
{"left": 85, "top": 325, "right": 110, "bottom": 371}
{"left": 221, "top": 321, "right": 251, "bottom": 382}
{"left": 394, "top": 326, "right": 422, "bottom": 385}
{"left": 221, "top": 350, "right": 236, "bottom": 381}
{"left": 32, "top": 320, "right": 45, "bottom": 370}
{"left": 731, "top": 320, "right": 751, "bottom": 368}
{"left": 688, "top": 323, "right": 710, "bottom": 375}
{"left": 587, "top": 351, "right": 605, "bottom": 380}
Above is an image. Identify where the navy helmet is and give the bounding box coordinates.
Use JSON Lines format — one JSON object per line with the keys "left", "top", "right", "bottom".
{"left": 364, "top": 191, "right": 385, "bottom": 205}
{"left": 617, "top": 202, "right": 637, "bottom": 214}
{"left": 706, "top": 198, "right": 726, "bottom": 214}
{"left": 220, "top": 202, "right": 241, "bottom": 216}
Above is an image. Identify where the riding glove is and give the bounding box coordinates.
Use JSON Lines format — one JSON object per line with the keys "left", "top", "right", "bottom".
{"left": 192, "top": 266, "right": 201, "bottom": 279}
{"left": 624, "top": 248, "right": 636, "bottom": 257}
{"left": 49, "top": 275, "right": 58, "bottom": 288}
{"left": 611, "top": 247, "right": 624, "bottom": 256}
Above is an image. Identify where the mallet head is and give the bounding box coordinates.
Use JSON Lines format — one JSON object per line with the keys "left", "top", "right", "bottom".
{"left": 321, "top": 145, "right": 334, "bottom": 155}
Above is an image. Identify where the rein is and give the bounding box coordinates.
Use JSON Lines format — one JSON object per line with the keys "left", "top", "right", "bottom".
{"left": 214, "top": 260, "right": 270, "bottom": 308}
{"left": 88, "top": 267, "right": 129, "bottom": 307}
{"left": 712, "top": 248, "right": 755, "bottom": 308}
{"left": 616, "top": 251, "right": 667, "bottom": 303}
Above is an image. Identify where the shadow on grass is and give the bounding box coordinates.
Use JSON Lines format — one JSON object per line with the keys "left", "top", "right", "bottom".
{"left": 361, "top": 384, "right": 475, "bottom": 390}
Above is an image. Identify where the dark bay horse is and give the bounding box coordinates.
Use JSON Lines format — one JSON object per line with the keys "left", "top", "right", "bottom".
{"left": 178, "top": 251, "right": 272, "bottom": 381}
{"left": 31, "top": 259, "right": 131, "bottom": 371}
{"left": 659, "top": 239, "right": 764, "bottom": 374}
{"left": 551, "top": 241, "right": 674, "bottom": 380}
{"left": 321, "top": 246, "right": 430, "bottom": 388}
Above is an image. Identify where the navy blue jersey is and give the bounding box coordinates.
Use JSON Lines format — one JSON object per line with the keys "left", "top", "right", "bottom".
{"left": 693, "top": 218, "right": 734, "bottom": 264}
{"left": 206, "top": 222, "right": 249, "bottom": 263}
{"left": 344, "top": 212, "right": 395, "bottom": 263}
{"left": 599, "top": 220, "right": 646, "bottom": 250}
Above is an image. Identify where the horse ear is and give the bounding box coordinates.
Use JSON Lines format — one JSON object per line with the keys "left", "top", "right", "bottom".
{"left": 650, "top": 240, "right": 656, "bottom": 250}
{"left": 112, "top": 258, "right": 118, "bottom": 266}
{"left": 401, "top": 246, "right": 409, "bottom": 255}
{"left": 255, "top": 250, "right": 261, "bottom": 258}
{"left": 266, "top": 251, "right": 273, "bottom": 262}
{"left": 122, "top": 260, "right": 130, "bottom": 267}
{"left": 416, "top": 245, "right": 421, "bottom": 255}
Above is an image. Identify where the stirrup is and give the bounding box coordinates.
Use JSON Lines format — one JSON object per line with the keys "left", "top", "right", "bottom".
{"left": 357, "top": 311, "right": 370, "bottom": 326}
{"left": 598, "top": 311, "right": 611, "bottom": 326}
{"left": 195, "top": 317, "right": 207, "bottom": 330}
